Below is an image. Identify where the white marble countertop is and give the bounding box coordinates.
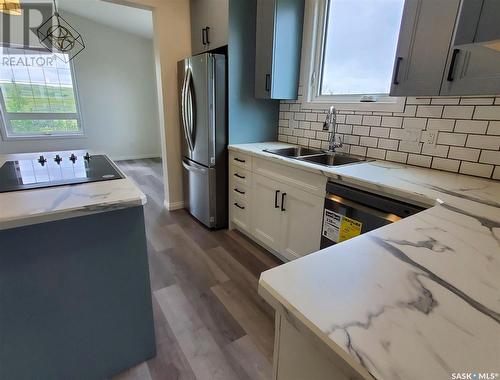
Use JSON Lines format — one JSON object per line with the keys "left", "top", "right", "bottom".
{"left": 230, "top": 142, "right": 500, "bottom": 380}
{"left": 0, "top": 150, "right": 147, "bottom": 231}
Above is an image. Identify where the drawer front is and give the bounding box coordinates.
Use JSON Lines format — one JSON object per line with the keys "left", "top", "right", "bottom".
{"left": 229, "top": 151, "right": 252, "bottom": 170}
{"left": 230, "top": 165, "right": 252, "bottom": 187}
{"left": 253, "top": 157, "right": 326, "bottom": 197}
{"left": 230, "top": 194, "right": 250, "bottom": 232}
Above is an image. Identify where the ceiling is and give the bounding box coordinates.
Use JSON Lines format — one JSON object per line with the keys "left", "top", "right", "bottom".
{"left": 58, "top": 0, "right": 153, "bottom": 39}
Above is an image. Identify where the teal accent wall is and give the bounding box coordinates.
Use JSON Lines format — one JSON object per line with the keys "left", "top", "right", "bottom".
{"left": 228, "top": 0, "right": 279, "bottom": 144}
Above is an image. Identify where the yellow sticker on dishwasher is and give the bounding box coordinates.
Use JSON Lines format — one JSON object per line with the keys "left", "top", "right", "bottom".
{"left": 338, "top": 216, "right": 363, "bottom": 242}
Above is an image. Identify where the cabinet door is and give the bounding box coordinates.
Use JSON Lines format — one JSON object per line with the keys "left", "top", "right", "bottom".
{"left": 279, "top": 185, "right": 323, "bottom": 260}
{"left": 440, "top": 44, "right": 500, "bottom": 96}
{"left": 205, "top": 0, "right": 229, "bottom": 50}
{"left": 254, "top": 0, "right": 275, "bottom": 99}
{"left": 251, "top": 173, "right": 282, "bottom": 253}
{"left": 390, "top": 0, "right": 460, "bottom": 96}
{"left": 190, "top": 0, "right": 209, "bottom": 55}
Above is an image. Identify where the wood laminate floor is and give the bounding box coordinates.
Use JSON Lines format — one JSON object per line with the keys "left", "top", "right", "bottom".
{"left": 113, "top": 158, "right": 282, "bottom": 380}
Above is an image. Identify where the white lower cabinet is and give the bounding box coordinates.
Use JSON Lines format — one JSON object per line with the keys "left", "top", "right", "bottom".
{"left": 279, "top": 184, "right": 323, "bottom": 260}
{"left": 251, "top": 174, "right": 284, "bottom": 253}
{"left": 229, "top": 149, "right": 326, "bottom": 261}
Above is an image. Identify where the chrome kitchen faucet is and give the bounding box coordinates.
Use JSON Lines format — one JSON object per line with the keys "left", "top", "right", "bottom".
{"left": 323, "top": 106, "right": 342, "bottom": 153}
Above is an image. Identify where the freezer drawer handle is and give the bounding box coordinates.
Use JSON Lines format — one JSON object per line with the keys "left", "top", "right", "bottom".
{"left": 234, "top": 157, "right": 246, "bottom": 163}
{"left": 234, "top": 188, "right": 246, "bottom": 195}
{"left": 281, "top": 192, "right": 286, "bottom": 211}
{"left": 234, "top": 203, "right": 245, "bottom": 210}
{"left": 234, "top": 173, "right": 246, "bottom": 179}
{"left": 393, "top": 57, "right": 402, "bottom": 85}
{"left": 274, "top": 190, "right": 280, "bottom": 208}
{"left": 182, "top": 160, "right": 207, "bottom": 174}
{"left": 447, "top": 49, "right": 460, "bottom": 82}
{"left": 265, "top": 74, "right": 271, "bottom": 92}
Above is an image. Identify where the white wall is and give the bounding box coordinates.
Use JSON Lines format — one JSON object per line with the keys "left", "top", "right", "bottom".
{"left": 0, "top": 11, "right": 161, "bottom": 161}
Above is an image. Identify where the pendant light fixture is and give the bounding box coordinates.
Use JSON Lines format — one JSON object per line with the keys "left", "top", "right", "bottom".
{"left": 37, "top": 0, "right": 85, "bottom": 62}
{"left": 0, "top": 0, "right": 21, "bottom": 15}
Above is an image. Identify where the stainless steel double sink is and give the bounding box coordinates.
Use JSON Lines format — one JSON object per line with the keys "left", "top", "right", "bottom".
{"left": 263, "top": 146, "right": 368, "bottom": 167}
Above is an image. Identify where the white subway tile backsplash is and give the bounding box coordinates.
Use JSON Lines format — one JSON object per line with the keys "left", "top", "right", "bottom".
{"left": 408, "top": 154, "right": 432, "bottom": 168}
{"left": 369, "top": 127, "right": 390, "bottom": 138}
{"left": 353, "top": 125, "right": 370, "bottom": 136}
{"left": 378, "top": 138, "right": 399, "bottom": 151}
{"left": 454, "top": 120, "right": 488, "bottom": 134}
{"left": 278, "top": 96, "right": 500, "bottom": 179}
{"left": 346, "top": 115, "right": 362, "bottom": 124}
{"left": 403, "top": 117, "right": 427, "bottom": 130}
{"left": 466, "top": 135, "right": 500, "bottom": 150}
{"left": 487, "top": 121, "right": 500, "bottom": 135}
{"left": 386, "top": 151, "right": 407, "bottom": 163}
{"left": 479, "top": 150, "right": 500, "bottom": 165}
{"left": 432, "top": 158, "right": 460, "bottom": 173}
{"left": 360, "top": 136, "right": 378, "bottom": 147}
{"left": 431, "top": 98, "right": 460, "bottom": 105}
{"left": 448, "top": 147, "right": 481, "bottom": 162}
{"left": 381, "top": 116, "right": 403, "bottom": 128}
{"left": 459, "top": 162, "right": 493, "bottom": 178}
{"left": 426, "top": 119, "right": 455, "bottom": 131}
{"left": 437, "top": 132, "right": 467, "bottom": 146}
{"left": 362, "top": 115, "right": 382, "bottom": 126}
{"left": 443, "top": 105, "right": 474, "bottom": 119}
{"left": 416, "top": 105, "right": 443, "bottom": 118}
{"left": 473, "top": 106, "right": 500, "bottom": 120}
{"left": 367, "top": 148, "right": 386, "bottom": 160}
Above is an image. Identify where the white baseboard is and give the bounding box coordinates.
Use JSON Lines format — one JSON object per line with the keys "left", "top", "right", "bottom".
{"left": 164, "top": 200, "right": 184, "bottom": 211}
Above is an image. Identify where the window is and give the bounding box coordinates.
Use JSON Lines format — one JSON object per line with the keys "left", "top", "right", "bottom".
{"left": 0, "top": 47, "right": 82, "bottom": 139}
{"left": 309, "top": 0, "right": 405, "bottom": 105}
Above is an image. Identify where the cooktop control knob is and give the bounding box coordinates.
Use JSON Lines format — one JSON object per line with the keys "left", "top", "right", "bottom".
{"left": 69, "top": 154, "right": 77, "bottom": 163}
{"left": 38, "top": 155, "right": 47, "bottom": 165}
{"left": 54, "top": 155, "right": 62, "bottom": 164}
{"left": 84, "top": 152, "right": 91, "bottom": 161}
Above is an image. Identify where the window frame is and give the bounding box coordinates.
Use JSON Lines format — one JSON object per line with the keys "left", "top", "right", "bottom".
{"left": 301, "top": 0, "right": 405, "bottom": 112}
{"left": 0, "top": 48, "right": 84, "bottom": 141}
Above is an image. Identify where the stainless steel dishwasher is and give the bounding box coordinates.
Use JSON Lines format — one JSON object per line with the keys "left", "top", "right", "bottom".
{"left": 321, "top": 181, "right": 425, "bottom": 249}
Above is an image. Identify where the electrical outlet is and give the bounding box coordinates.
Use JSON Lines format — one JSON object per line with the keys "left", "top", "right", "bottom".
{"left": 421, "top": 130, "right": 438, "bottom": 145}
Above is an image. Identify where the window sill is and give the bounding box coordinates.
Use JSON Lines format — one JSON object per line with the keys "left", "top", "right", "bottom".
{"left": 301, "top": 96, "right": 406, "bottom": 113}
{"left": 1, "top": 133, "right": 86, "bottom": 141}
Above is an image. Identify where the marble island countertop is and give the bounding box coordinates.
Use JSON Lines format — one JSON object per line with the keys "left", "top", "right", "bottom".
{"left": 229, "top": 142, "right": 500, "bottom": 380}
{"left": 0, "top": 151, "right": 146, "bottom": 231}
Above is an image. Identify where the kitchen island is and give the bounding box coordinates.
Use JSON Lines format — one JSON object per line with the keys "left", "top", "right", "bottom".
{"left": 230, "top": 143, "right": 500, "bottom": 380}
{"left": 0, "top": 151, "right": 156, "bottom": 380}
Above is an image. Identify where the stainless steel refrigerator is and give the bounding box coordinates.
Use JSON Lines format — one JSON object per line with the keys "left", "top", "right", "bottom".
{"left": 178, "top": 53, "right": 227, "bottom": 228}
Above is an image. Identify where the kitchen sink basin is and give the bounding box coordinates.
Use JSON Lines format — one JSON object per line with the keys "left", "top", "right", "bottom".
{"left": 299, "top": 153, "right": 367, "bottom": 166}
{"left": 264, "top": 146, "right": 325, "bottom": 158}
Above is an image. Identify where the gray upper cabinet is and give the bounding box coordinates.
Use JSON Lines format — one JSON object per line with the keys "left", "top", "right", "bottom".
{"left": 440, "top": 0, "right": 500, "bottom": 96}
{"left": 390, "top": 0, "right": 461, "bottom": 96}
{"left": 190, "top": 0, "right": 228, "bottom": 56}
{"left": 255, "top": 0, "right": 305, "bottom": 100}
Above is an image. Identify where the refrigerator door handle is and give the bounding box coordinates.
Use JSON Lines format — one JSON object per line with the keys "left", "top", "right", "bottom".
{"left": 182, "top": 159, "right": 207, "bottom": 174}
{"left": 185, "top": 67, "right": 196, "bottom": 152}
{"left": 180, "top": 67, "right": 194, "bottom": 152}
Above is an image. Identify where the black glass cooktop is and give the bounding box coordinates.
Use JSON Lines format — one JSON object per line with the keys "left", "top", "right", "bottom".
{"left": 0, "top": 154, "right": 124, "bottom": 193}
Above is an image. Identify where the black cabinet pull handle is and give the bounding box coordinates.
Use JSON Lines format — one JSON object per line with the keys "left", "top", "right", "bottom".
{"left": 447, "top": 49, "right": 460, "bottom": 82}
{"left": 205, "top": 26, "right": 210, "bottom": 44}
{"left": 393, "top": 57, "right": 402, "bottom": 85}
{"left": 234, "top": 173, "right": 245, "bottom": 179}
{"left": 202, "top": 28, "right": 206, "bottom": 45}
{"left": 234, "top": 202, "right": 245, "bottom": 210}
{"left": 274, "top": 190, "right": 280, "bottom": 208}
{"left": 234, "top": 157, "right": 246, "bottom": 163}
{"left": 265, "top": 74, "right": 271, "bottom": 92}
{"left": 234, "top": 188, "right": 245, "bottom": 195}
{"left": 281, "top": 193, "right": 286, "bottom": 211}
